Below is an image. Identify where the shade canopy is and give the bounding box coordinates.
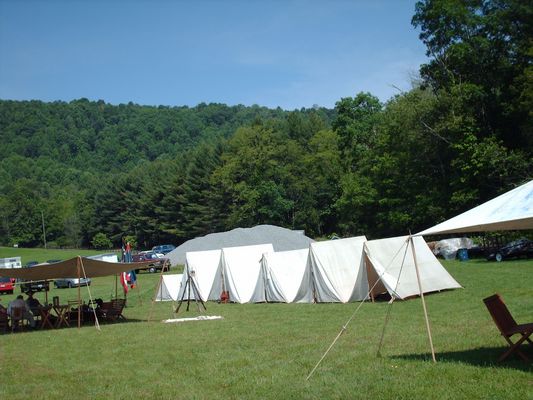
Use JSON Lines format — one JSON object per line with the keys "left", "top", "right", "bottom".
{"left": 417, "top": 180, "right": 533, "bottom": 236}
{"left": 0, "top": 257, "right": 148, "bottom": 280}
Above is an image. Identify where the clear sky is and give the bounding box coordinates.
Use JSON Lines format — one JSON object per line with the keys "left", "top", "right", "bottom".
{"left": 0, "top": 0, "right": 427, "bottom": 110}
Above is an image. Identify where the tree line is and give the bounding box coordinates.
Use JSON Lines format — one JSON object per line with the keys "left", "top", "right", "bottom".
{"left": 0, "top": 0, "right": 531, "bottom": 249}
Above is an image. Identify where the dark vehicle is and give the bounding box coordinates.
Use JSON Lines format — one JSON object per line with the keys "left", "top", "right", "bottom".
{"left": 25, "top": 261, "right": 39, "bottom": 268}
{"left": 20, "top": 261, "right": 50, "bottom": 293}
{"left": 151, "top": 244, "right": 175, "bottom": 255}
{"left": 0, "top": 277, "right": 15, "bottom": 294}
{"left": 487, "top": 238, "right": 533, "bottom": 262}
{"left": 46, "top": 259, "right": 62, "bottom": 264}
{"left": 132, "top": 252, "right": 170, "bottom": 273}
{"left": 20, "top": 280, "right": 50, "bottom": 293}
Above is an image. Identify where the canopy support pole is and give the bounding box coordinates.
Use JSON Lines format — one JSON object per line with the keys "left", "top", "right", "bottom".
{"left": 77, "top": 257, "right": 81, "bottom": 329}
{"left": 409, "top": 235, "right": 436, "bottom": 362}
{"left": 79, "top": 257, "right": 100, "bottom": 331}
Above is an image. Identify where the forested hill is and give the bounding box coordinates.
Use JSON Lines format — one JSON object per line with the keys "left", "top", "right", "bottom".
{"left": 0, "top": 99, "right": 331, "bottom": 174}
{"left": 0, "top": 99, "right": 336, "bottom": 248}
{"left": 1, "top": 0, "right": 531, "bottom": 251}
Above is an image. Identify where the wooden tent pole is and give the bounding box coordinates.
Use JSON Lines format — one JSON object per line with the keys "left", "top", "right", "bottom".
{"left": 134, "top": 273, "right": 142, "bottom": 306}
{"left": 77, "top": 256, "right": 81, "bottom": 329}
{"left": 409, "top": 235, "right": 436, "bottom": 362}
{"left": 148, "top": 268, "right": 165, "bottom": 322}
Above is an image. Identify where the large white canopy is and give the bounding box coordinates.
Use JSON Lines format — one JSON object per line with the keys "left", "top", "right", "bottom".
{"left": 260, "top": 248, "right": 310, "bottom": 303}
{"left": 417, "top": 180, "right": 533, "bottom": 236}
{"left": 364, "top": 235, "right": 462, "bottom": 299}
{"left": 220, "top": 243, "right": 274, "bottom": 304}
{"left": 305, "top": 236, "right": 368, "bottom": 303}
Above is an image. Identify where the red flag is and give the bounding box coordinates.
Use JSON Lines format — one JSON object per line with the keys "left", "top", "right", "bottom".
{"left": 120, "top": 272, "right": 129, "bottom": 294}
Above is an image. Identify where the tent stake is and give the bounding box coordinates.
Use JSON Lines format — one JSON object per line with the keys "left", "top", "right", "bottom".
{"left": 409, "top": 235, "right": 436, "bottom": 362}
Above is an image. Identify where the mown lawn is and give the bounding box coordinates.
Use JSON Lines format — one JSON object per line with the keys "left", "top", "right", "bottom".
{"left": 0, "top": 253, "right": 531, "bottom": 399}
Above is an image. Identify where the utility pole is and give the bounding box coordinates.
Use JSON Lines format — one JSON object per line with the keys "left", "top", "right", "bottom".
{"left": 41, "top": 210, "right": 47, "bottom": 249}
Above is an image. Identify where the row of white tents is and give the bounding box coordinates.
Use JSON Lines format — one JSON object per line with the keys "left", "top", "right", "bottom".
{"left": 156, "top": 235, "right": 462, "bottom": 304}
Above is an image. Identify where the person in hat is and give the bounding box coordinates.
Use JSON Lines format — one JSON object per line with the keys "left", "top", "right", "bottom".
{"left": 25, "top": 291, "right": 41, "bottom": 316}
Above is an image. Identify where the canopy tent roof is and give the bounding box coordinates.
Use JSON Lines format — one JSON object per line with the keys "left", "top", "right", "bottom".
{"left": 417, "top": 180, "right": 533, "bottom": 236}
{"left": 0, "top": 256, "right": 148, "bottom": 280}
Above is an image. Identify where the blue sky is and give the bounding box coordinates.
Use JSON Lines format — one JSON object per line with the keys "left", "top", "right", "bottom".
{"left": 0, "top": 0, "right": 427, "bottom": 110}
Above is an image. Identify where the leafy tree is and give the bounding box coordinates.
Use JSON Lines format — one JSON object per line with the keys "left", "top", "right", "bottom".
{"left": 91, "top": 233, "right": 112, "bottom": 249}
{"left": 333, "top": 92, "right": 382, "bottom": 169}
{"left": 412, "top": 0, "right": 533, "bottom": 151}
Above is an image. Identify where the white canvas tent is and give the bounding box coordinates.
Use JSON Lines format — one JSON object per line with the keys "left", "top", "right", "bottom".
{"left": 155, "top": 274, "right": 183, "bottom": 302}
{"left": 260, "top": 248, "right": 310, "bottom": 303}
{"left": 364, "top": 235, "right": 462, "bottom": 300}
{"left": 417, "top": 179, "right": 533, "bottom": 235}
{"left": 218, "top": 243, "right": 274, "bottom": 304}
{"left": 302, "top": 236, "right": 368, "bottom": 303}
{"left": 178, "top": 249, "right": 222, "bottom": 302}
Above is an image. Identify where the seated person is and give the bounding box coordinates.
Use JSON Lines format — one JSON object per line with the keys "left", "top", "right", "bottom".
{"left": 25, "top": 291, "right": 42, "bottom": 315}
{"left": 8, "top": 295, "right": 36, "bottom": 328}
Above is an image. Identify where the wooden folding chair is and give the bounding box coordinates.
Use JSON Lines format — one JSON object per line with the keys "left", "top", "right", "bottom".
{"left": 483, "top": 294, "right": 533, "bottom": 362}
{"left": 10, "top": 306, "right": 28, "bottom": 333}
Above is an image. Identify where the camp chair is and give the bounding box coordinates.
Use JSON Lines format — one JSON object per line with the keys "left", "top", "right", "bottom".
{"left": 483, "top": 294, "right": 533, "bottom": 362}
{"left": 68, "top": 300, "right": 83, "bottom": 324}
{"left": 99, "top": 299, "right": 126, "bottom": 322}
{"left": 0, "top": 308, "right": 8, "bottom": 333}
{"left": 10, "top": 306, "right": 29, "bottom": 332}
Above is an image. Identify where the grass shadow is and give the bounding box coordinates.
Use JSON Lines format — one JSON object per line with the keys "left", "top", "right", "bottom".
{"left": 391, "top": 346, "right": 533, "bottom": 371}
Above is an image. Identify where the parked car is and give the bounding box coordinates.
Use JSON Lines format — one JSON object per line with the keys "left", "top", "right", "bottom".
{"left": 0, "top": 277, "right": 15, "bottom": 294}
{"left": 46, "top": 259, "right": 62, "bottom": 264}
{"left": 20, "top": 280, "right": 50, "bottom": 293}
{"left": 132, "top": 251, "right": 170, "bottom": 273}
{"left": 151, "top": 244, "right": 175, "bottom": 255}
{"left": 487, "top": 238, "right": 533, "bottom": 262}
{"left": 54, "top": 277, "right": 92, "bottom": 289}
{"left": 20, "top": 261, "right": 50, "bottom": 293}
{"left": 25, "top": 261, "right": 39, "bottom": 268}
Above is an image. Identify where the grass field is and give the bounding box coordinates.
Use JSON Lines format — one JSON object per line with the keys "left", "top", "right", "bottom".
{"left": 0, "top": 247, "right": 531, "bottom": 399}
